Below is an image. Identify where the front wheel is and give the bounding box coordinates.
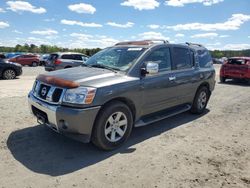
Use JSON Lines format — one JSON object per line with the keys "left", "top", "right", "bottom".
{"left": 220, "top": 76, "right": 226, "bottom": 83}
{"left": 32, "top": 62, "right": 38, "bottom": 67}
{"left": 191, "top": 86, "right": 209, "bottom": 114}
{"left": 91, "top": 101, "right": 133, "bottom": 150}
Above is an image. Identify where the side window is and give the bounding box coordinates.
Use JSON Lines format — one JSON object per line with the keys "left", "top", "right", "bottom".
{"left": 61, "top": 54, "right": 74, "bottom": 59}
{"left": 73, "top": 55, "right": 83, "bottom": 60}
{"left": 144, "top": 47, "right": 171, "bottom": 72}
{"left": 173, "top": 47, "right": 192, "bottom": 70}
{"left": 198, "top": 50, "right": 212, "bottom": 68}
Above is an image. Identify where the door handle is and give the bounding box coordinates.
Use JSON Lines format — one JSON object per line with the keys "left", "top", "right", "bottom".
{"left": 169, "top": 76, "right": 176, "bottom": 81}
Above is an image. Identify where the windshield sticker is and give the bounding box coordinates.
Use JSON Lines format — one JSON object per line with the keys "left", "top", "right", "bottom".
{"left": 127, "top": 48, "right": 143, "bottom": 51}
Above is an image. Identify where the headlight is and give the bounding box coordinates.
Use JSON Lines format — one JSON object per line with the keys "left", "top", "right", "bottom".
{"left": 63, "top": 87, "right": 96, "bottom": 104}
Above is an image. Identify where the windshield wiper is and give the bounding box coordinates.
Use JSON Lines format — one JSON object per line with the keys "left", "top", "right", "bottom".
{"left": 90, "top": 64, "right": 120, "bottom": 72}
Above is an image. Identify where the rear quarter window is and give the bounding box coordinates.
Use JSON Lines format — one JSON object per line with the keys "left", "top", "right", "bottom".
{"left": 198, "top": 50, "right": 212, "bottom": 68}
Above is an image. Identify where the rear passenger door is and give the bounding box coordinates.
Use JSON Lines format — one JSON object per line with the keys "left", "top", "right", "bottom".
{"left": 141, "top": 47, "right": 179, "bottom": 115}
{"left": 170, "top": 47, "right": 198, "bottom": 104}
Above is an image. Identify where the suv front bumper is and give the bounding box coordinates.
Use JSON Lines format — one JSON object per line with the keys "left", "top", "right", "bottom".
{"left": 28, "top": 92, "right": 101, "bottom": 143}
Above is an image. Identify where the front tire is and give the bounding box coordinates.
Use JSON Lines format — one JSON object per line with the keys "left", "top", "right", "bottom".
{"left": 220, "top": 76, "right": 226, "bottom": 83}
{"left": 32, "top": 62, "right": 38, "bottom": 67}
{"left": 91, "top": 101, "right": 133, "bottom": 150}
{"left": 3, "top": 69, "right": 16, "bottom": 80}
{"left": 191, "top": 86, "right": 209, "bottom": 114}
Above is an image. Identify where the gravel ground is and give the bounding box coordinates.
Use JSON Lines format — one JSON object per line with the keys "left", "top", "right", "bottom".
{"left": 0, "top": 65, "right": 249, "bottom": 188}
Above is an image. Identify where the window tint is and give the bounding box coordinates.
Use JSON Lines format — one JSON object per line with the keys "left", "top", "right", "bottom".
{"left": 73, "top": 55, "right": 83, "bottom": 60}
{"left": 198, "top": 50, "right": 212, "bottom": 68}
{"left": 61, "top": 54, "right": 74, "bottom": 59}
{"left": 48, "top": 54, "right": 59, "bottom": 60}
{"left": 228, "top": 59, "right": 246, "bottom": 65}
{"left": 144, "top": 47, "right": 171, "bottom": 72}
{"left": 173, "top": 47, "right": 192, "bottom": 70}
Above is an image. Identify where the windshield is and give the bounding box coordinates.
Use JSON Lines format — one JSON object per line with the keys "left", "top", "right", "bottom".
{"left": 85, "top": 47, "right": 145, "bottom": 71}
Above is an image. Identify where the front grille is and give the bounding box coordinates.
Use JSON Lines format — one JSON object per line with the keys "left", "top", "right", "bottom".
{"left": 33, "top": 80, "right": 65, "bottom": 104}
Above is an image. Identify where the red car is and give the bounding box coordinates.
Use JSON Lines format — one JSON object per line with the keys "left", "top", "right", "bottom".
{"left": 220, "top": 57, "right": 250, "bottom": 83}
{"left": 9, "top": 54, "right": 40, "bottom": 67}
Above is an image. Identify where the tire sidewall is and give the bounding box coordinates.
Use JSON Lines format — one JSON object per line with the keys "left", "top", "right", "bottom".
{"left": 3, "top": 69, "right": 16, "bottom": 80}
{"left": 92, "top": 102, "right": 133, "bottom": 150}
{"left": 192, "top": 87, "right": 209, "bottom": 114}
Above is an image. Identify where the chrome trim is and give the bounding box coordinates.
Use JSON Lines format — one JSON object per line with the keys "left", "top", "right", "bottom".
{"left": 32, "top": 80, "right": 66, "bottom": 105}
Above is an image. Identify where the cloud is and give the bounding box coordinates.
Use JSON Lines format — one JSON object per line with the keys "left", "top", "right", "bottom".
{"left": 107, "top": 22, "right": 134, "bottom": 28}
{"left": 0, "top": 8, "right": 6, "bottom": 13}
{"left": 219, "top": 35, "right": 230, "bottom": 38}
{"left": 165, "top": 0, "right": 224, "bottom": 7}
{"left": 191, "top": 32, "right": 218, "bottom": 38}
{"left": 31, "top": 29, "right": 58, "bottom": 36}
{"left": 68, "top": 3, "right": 96, "bottom": 14}
{"left": 248, "top": 36, "right": 250, "bottom": 38}
{"left": 138, "top": 31, "right": 169, "bottom": 40}
{"left": 13, "top": 30, "right": 22, "bottom": 34}
{"left": 0, "top": 21, "right": 9, "bottom": 28}
{"left": 222, "top": 43, "right": 250, "bottom": 50}
{"left": 166, "top": 14, "right": 250, "bottom": 31}
{"left": 61, "top": 19, "right": 102, "bottom": 28}
{"left": 121, "top": 0, "right": 160, "bottom": 10}
{"left": 175, "top": 33, "right": 185, "bottom": 37}
{"left": 69, "top": 33, "right": 119, "bottom": 48}
{"left": 44, "top": 18, "right": 55, "bottom": 22}
{"left": 147, "top": 24, "right": 160, "bottom": 29}
{"left": 6, "top": 1, "right": 46, "bottom": 14}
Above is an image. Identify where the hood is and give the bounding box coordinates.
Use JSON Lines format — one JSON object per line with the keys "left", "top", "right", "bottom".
{"left": 43, "top": 67, "right": 138, "bottom": 88}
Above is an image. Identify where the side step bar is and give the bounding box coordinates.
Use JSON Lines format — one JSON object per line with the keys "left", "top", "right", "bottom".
{"left": 134, "top": 104, "right": 191, "bottom": 127}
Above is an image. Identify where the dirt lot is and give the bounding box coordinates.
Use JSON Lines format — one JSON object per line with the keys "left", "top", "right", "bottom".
{"left": 0, "top": 65, "right": 249, "bottom": 188}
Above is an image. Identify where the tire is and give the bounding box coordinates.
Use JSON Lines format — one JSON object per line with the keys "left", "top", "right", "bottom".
{"left": 32, "top": 62, "right": 38, "bottom": 67}
{"left": 191, "top": 86, "right": 209, "bottom": 114}
{"left": 64, "top": 66, "right": 72, "bottom": 69}
{"left": 91, "top": 101, "right": 133, "bottom": 150}
{"left": 3, "top": 69, "right": 16, "bottom": 80}
{"left": 220, "top": 76, "right": 226, "bottom": 83}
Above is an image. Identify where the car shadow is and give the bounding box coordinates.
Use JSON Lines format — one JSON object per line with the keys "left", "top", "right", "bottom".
{"left": 7, "top": 110, "right": 209, "bottom": 176}
{"left": 218, "top": 79, "right": 250, "bottom": 87}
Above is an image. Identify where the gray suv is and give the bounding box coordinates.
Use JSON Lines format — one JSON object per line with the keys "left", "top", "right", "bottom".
{"left": 45, "top": 52, "right": 89, "bottom": 71}
{"left": 28, "top": 40, "right": 215, "bottom": 150}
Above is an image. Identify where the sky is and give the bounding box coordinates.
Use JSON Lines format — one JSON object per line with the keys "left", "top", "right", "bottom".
{"left": 0, "top": 0, "right": 250, "bottom": 50}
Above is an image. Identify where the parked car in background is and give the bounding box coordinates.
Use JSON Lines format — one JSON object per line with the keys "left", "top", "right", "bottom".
{"left": 39, "top": 54, "right": 49, "bottom": 66}
{"left": 0, "top": 59, "right": 22, "bottom": 79}
{"left": 9, "top": 54, "right": 40, "bottom": 67}
{"left": 28, "top": 40, "right": 215, "bottom": 150}
{"left": 0, "top": 54, "right": 6, "bottom": 59}
{"left": 5, "top": 52, "right": 23, "bottom": 59}
{"left": 212, "top": 58, "right": 223, "bottom": 64}
{"left": 220, "top": 57, "right": 250, "bottom": 83}
{"left": 45, "top": 52, "right": 89, "bottom": 71}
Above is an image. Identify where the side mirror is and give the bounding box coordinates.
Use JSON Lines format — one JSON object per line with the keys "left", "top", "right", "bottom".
{"left": 145, "top": 62, "right": 159, "bottom": 75}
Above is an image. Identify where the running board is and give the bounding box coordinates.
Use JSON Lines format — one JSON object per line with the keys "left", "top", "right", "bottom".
{"left": 134, "top": 104, "right": 191, "bottom": 127}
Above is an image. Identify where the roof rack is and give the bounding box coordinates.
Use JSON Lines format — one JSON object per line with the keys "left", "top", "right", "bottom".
{"left": 185, "top": 42, "right": 204, "bottom": 47}
{"left": 115, "top": 39, "right": 169, "bottom": 46}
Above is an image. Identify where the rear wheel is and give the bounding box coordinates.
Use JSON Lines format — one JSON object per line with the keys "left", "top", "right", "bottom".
{"left": 191, "top": 86, "right": 209, "bottom": 114}
{"left": 92, "top": 101, "right": 133, "bottom": 150}
{"left": 3, "top": 69, "right": 16, "bottom": 80}
{"left": 32, "top": 62, "right": 38, "bottom": 67}
{"left": 220, "top": 76, "right": 226, "bottom": 83}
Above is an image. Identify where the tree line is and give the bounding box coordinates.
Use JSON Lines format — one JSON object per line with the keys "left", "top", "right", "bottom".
{"left": 0, "top": 44, "right": 250, "bottom": 58}
{"left": 0, "top": 44, "right": 101, "bottom": 56}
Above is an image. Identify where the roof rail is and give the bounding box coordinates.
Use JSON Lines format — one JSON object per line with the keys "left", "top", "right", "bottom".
{"left": 115, "top": 39, "right": 169, "bottom": 46}
{"left": 185, "top": 42, "right": 204, "bottom": 47}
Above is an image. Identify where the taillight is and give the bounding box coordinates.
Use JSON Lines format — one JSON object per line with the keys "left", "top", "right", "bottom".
{"left": 54, "top": 59, "right": 62, "bottom": 65}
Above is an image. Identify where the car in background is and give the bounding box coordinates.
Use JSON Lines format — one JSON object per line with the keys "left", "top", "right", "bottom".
{"left": 0, "top": 59, "right": 22, "bottom": 79}
{"left": 45, "top": 52, "right": 89, "bottom": 71}
{"left": 0, "top": 54, "right": 6, "bottom": 59}
{"left": 220, "top": 57, "right": 250, "bottom": 83}
{"left": 9, "top": 54, "right": 40, "bottom": 67}
{"left": 5, "top": 52, "right": 23, "bottom": 59}
{"left": 212, "top": 58, "right": 223, "bottom": 64}
{"left": 39, "top": 54, "right": 50, "bottom": 66}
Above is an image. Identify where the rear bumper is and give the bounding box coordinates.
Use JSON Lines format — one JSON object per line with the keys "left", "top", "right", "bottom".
{"left": 28, "top": 92, "right": 101, "bottom": 143}
{"left": 45, "top": 66, "right": 55, "bottom": 71}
